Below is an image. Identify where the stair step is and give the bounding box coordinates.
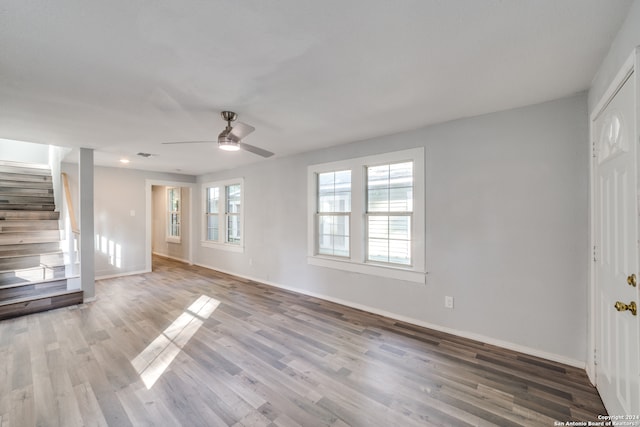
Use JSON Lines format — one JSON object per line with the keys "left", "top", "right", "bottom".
{"left": 0, "top": 230, "right": 60, "bottom": 245}
{"left": 0, "top": 242, "right": 61, "bottom": 256}
{"left": 0, "top": 278, "right": 67, "bottom": 300}
{"left": 0, "top": 220, "right": 59, "bottom": 232}
{"left": 0, "top": 194, "right": 55, "bottom": 204}
{"left": 0, "top": 252, "right": 63, "bottom": 271}
{"left": 0, "top": 204, "right": 55, "bottom": 211}
{"left": 0, "top": 172, "right": 52, "bottom": 184}
{"left": 0, "top": 210, "right": 60, "bottom": 220}
{"left": 0, "top": 179, "right": 53, "bottom": 190}
{"left": 0, "top": 290, "right": 83, "bottom": 320}
{"left": 0, "top": 187, "right": 53, "bottom": 196}
{"left": 0, "top": 264, "right": 66, "bottom": 285}
{"left": 0, "top": 163, "right": 51, "bottom": 177}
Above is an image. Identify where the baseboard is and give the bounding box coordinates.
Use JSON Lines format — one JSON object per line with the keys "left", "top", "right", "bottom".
{"left": 194, "top": 261, "right": 585, "bottom": 369}
{"left": 152, "top": 252, "right": 193, "bottom": 265}
{"left": 96, "top": 269, "right": 151, "bottom": 280}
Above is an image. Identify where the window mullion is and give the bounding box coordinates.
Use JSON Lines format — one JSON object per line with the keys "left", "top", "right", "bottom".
{"left": 351, "top": 166, "right": 365, "bottom": 262}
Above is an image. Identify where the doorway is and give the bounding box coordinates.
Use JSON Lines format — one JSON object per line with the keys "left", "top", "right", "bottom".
{"left": 591, "top": 51, "right": 640, "bottom": 415}
{"left": 146, "top": 180, "right": 195, "bottom": 271}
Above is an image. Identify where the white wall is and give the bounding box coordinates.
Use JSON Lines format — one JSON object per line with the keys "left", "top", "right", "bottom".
{"left": 62, "top": 163, "right": 195, "bottom": 278}
{"left": 0, "top": 138, "right": 49, "bottom": 164}
{"left": 194, "top": 93, "right": 589, "bottom": 364}
{"left": 152, "top": 185, "right": 190, "bottom": 263}
{"left": 589, "top": 0, "right": 640, "bottom": 110}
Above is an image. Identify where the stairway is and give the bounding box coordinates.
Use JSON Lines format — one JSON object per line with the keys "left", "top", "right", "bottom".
{"left": 0, "top": 161, "right": 83, "bottom": 320}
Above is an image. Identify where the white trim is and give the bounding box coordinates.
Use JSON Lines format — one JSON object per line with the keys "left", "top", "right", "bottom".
{"left": 587, "top": 47, "right": 639, "bottom": 386}
{"left": 96, "top": 269, "right": 151, "bottom": 280}
{"left": 200, "top": 241, "right": 245, "bottom": 253}
{"left": 152, "top": 252, "right": 193, "bottom": 265}
{"left": 194, "top": 261, "right": 583, "bottom": 368}
{"left": 308, "top": 256, "right": 427, "bottom": 284}
{"left": 307, "top": 147, "right": 426, "bottom": 279}
{"left": 201, "top": 177, "right": 245, "bottom": 251}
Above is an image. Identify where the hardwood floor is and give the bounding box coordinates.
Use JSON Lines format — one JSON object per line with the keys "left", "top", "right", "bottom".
{"left": 0, "top": 256, "right": 606, "bottom": 426}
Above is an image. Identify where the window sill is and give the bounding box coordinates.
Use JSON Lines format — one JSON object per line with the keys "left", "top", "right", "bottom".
{"left": 166, "top": 237, "right": 181, "bottom": 244}
{"left": 307, "top": 256, "right": 427, "bottom": 284}
{"left": 201, "top": 241, "right": 244, "bottom": 253}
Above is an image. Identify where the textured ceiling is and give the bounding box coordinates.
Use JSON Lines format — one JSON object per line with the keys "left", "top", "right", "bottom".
{"left": 0, "top": 0, "right": 633, "bottom": 175}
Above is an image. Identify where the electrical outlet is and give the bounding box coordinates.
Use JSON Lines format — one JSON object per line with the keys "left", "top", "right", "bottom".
{"left": 445, "top": 296, "right": 454, "bottom": 309}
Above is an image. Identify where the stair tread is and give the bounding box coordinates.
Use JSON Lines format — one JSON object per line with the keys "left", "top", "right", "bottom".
{"left": 0, "top": 250, "right": 62, "bottom": 259}
{"left": 0, "top": 262, "right": 65, "bottom": 273}
{"left": 0, "top": 277, "right": 70, "bottom": 291}
{"left": 0, "top": 289, "right": 82, "bottom": 307}
{"left": 0, "top": 210, "right": 60, "bottom": 220}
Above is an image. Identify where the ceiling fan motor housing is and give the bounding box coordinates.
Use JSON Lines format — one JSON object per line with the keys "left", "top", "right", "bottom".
{"left": 221, "top": 111, "right": 237, "bottom": 122}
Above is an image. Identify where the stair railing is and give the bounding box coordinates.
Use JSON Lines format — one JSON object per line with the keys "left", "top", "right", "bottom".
{"left": 61, "top": 172, "right": 79, "bottom": 235}
{"left": 61, "top": 172, "right": 80, "bottom": 275}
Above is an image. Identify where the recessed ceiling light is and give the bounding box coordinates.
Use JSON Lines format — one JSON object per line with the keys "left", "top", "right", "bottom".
{"left": 120, "top": 158, "right": 130, "bottom": 164}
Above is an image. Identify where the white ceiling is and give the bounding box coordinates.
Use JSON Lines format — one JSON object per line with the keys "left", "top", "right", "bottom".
{"left": 0, "top": 0, "right": 633, "bottom": 175}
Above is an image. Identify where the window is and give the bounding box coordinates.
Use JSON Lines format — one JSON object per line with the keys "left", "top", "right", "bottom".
{"left": 167, "top": 187, "right": 181, "bottom": 242}
{"left": 226, "top": 184, "right": 241, "bottom": 244}
{"left": 366, "top": 162, "right": 412, "bottom": 265}
{"left": 307, "top": 148, "right": 425, "bottom": 283}
{"left": 203, "top": 179, "right": 244, "bottom": 252}
{"left": 317, "top": 170, "right": 351, "bottom": 257}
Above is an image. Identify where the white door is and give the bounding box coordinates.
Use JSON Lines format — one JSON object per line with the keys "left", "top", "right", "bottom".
{"left": 594, "top": 69, "right": 640, "bottom": 415}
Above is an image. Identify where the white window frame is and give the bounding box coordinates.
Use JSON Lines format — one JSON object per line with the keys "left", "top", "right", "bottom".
{"left": 166, "top": 187, "right": 181, "bottom": 243}
{"left": 316, "top": 170, "right": 352, "bottom": 258}
{"left": 202, "top": 178, "right": 244, "bottom": 253}
{"left": 307, "top": 148, "right": 426, "bottom": 283}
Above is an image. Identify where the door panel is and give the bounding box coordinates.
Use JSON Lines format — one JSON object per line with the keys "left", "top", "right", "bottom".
{"left": 594, "top": 70, "right": 640, "bottom": 415}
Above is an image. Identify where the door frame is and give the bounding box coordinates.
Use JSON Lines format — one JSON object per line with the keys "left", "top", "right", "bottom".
{"left": 588, "top": 48, "right": 639, "bottom": 384}
{"left": 145, "top": 179, "right": 196, "bottom": 271}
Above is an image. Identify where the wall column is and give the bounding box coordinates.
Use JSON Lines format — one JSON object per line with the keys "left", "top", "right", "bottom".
{"left": 79, "top": 148, "right": 95, "bottom": 300}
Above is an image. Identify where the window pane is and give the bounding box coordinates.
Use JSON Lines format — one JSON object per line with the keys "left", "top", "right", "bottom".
{"left": 367, "top": 215, "right": 411, "bottom": 265}
{"left": 367, "top": 188, "right": 389, "bottom": 212}
{"left": 318, "top": 214, "right": 349, "bottom": 257}
{"left": 389, "top": 239, "right": 411, "bottom": 265}
{"left": 389, "top": 162, "right": 413, "bottom": 187}
{"left": 366, "top": 161, "right": 413, "bottom": 265}
{"left": 318, "top": 170, "right": 351, "bottom": 213}
{"left": 389, "top": 187, "right": 412, "bottom": 211}
{"left": 207, "top": 214, "right": 219, "bottom": 241}
{"left": 167, "top": 188, "right": 180, "bottom": 238}
{"left": 226, "top": 184, "right": 241, "bottom": 214}
{"left": 227, "top": 214, "right": 241, "bottom": 244}
{"left": 317, "top": 171, "right": 351, "bottom": 257}
{"left": 207, "top": 187, "right": 219, "bottom": 213}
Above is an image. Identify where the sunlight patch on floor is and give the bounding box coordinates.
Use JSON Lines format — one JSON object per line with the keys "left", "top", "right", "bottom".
{"left": 131, "top": 295, "right": 220, "bottom": 389}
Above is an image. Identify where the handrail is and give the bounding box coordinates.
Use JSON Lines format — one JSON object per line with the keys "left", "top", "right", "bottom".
{"left": 61, "top": 172, "right": 80, "bottom": 234}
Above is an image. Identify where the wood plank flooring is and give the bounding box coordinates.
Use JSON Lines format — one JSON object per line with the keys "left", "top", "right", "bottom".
{"left": 0, "top": 256, "right": 607, "bottom": 426}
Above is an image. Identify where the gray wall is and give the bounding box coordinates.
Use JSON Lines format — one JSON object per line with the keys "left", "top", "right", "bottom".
{"left": 152, "top": 185, "right": 191, "bottom": 262}
{"left": 589, "top": 0, "right": 640, "bottom": 109}
{"left": 195, "top": 93, "right": 589, "bottom": 364}
{"left": 62, "top": 163, "right": 195, "bottom": 277}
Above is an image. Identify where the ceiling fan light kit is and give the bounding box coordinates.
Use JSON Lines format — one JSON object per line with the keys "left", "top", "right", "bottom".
{"left": 162, "top": 110, "right": 274, "bottom": 158}
{"left": 218, "top": 132, "right": 240, "bottom": 151}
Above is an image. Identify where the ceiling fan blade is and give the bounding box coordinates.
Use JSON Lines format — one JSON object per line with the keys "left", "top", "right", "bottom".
{"left": 161, "top": 141, "right": 215, "bottom": 145}
{"left": 228, "top": 122, "right": 255, "bottom": 142}
{"left": 239, "top": 142, "right": 274, "bottom": 158}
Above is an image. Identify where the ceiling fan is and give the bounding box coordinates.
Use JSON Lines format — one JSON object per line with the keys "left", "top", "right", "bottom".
{"left": 162, "top": 111, "right": 274, "bottom": 158}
